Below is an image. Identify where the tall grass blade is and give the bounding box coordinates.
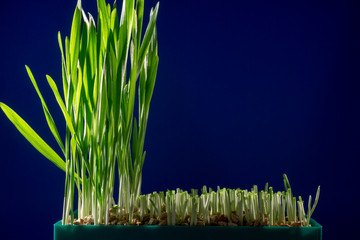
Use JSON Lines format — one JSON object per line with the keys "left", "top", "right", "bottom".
{"left": 0, "top": 102, "right": 66, "bottom": 171}
{"left": 25, "top": 66, "right": 65, "bottom": 153}
{"left": 46, "top": 75, "right": 76, "bottom": 136}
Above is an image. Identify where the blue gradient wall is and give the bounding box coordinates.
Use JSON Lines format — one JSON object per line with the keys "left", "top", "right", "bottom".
{"left": 0, "top": 0, "right": 359, "bottom": 239}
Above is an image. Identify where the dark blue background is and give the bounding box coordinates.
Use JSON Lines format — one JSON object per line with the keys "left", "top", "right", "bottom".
{"left": 0, "top": 0, "right": 359, "bottom": 239}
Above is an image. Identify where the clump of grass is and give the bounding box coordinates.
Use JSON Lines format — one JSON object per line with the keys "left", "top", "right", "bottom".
{"left": 0, "top": 0, "right": 320, "bottom": 228}
{"left": 1, "top": 0, "right": 159, "bottom": 225}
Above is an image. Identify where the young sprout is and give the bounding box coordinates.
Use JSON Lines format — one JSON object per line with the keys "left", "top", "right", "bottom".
{"left": 148, "top": 195, "right": 155, "bottom": 219}
{"left": 306, "top": 186, "right": 321, "bottom": 226}
{"left": 281, "top": 192, "right": 286, "bottom": 224}
{"left": 283, "top": 174, "right": 292, "bottom": 192}
{"left": 165, "top": 190, "right": 172, "bottom": 225}
{"left": 201, "top": 194, "right": 210, "bottom": 224}
{"left": 292, "top": 197, "right": 297, "bottom": 223}
{"left": 269, "top": 188, "right": 274, "bottom": 226}
{"left": 259, "top": 190, "right": 264, "bottom": 222}
{"left": 238, "top": 191, "right": 244, "bottom": 226}
{"left": 210, "top": 191, "right": 216, "bottom": 215}
{"left": 139, "top": 195, "right": 147, "bottom": 221}
{"left": 190, "top": 196, "right": 198, "bottom": 226}
{"left": 297, "top": 196, "right": 306, "bottom": 226}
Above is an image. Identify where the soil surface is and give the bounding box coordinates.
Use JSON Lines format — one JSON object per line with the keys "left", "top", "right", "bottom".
{"left": 71, "top": 206, "right": 307, "bottom": 227}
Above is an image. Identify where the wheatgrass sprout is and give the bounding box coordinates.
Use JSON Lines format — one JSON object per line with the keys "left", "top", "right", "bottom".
{"left": 1, "top": 0, "right": 159, "bottom": 225}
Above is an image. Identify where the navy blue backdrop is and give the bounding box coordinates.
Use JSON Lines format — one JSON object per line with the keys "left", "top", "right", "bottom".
{"left": 0, "top": 0, "right": 359, "bottom": 239}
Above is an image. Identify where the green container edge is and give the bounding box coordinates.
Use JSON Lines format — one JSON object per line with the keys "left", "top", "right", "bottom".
{"left": 54, "top": 214, "right": 322, "bottom": 240}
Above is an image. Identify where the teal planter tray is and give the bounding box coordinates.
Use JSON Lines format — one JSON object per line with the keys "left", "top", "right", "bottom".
{"left": 54, "top": 218, "right": 322, "bottom": 240}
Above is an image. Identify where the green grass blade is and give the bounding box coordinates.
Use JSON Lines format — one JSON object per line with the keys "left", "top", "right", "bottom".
{"left": 46, "top": 75, "right": 76, "bottom": 136}
{"left": 25, "top": 66, "right": 65, "bottom": 153}
{"left": 0, "top": 102, "right": 66, "bottom": 171}
{"left": 70, "top": 2, "right": 82, "bottom": 78}
{"left": 97, "top": 0, "right": 110, "bottom": 48}
{"left": 145, "top": 57, "right": 159, "bottom": 110}
{"left": 65, "top": 36, "right": 72, "bottom": 94}
{"left": 145, "top": 28, "right": 159, "bottom": 109}
{"left": 58, "top": 32, "right": 69, "bottom": 103}
{"left": 79, "top": 22, "right": 88, "bottom": 71}
{"left": 136, "top": 0, "right": 144, "bottom": 51}
{"left": 137, "top": 2, "right": 159, "bottom": 76}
